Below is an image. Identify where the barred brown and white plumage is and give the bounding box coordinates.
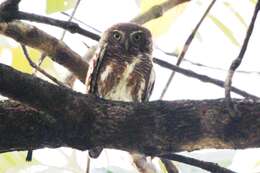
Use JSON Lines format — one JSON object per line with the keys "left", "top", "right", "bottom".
{"left": 85, "top": 23, "right": 155, "bottom": 158}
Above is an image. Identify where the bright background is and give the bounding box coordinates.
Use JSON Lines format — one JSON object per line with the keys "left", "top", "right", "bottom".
{"left": 0, "top": 0, "right": 260, "bottom": 172}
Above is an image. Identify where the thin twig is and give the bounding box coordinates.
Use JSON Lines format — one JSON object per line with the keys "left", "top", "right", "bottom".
{"left": 20, "top": 44, "right": 66, "bottom": 87}
{"left": 160, "top": 0, "right": 216, "bottom": 99}
{"left": 60, "top": 0, "right": 81, "bottom": 87}
{"left": 159, "top": 154, "right": 236, "bottom": 173}
{"left": 34, "top": 0, "right": 81, "bottom": 83}
{"left": 224, "top": 0, "right": 260, "bottom": 112}
{"left": 61, "top": 12, "right": 102, "bottom": 34}
{"left": 185, "top": 59, "right": 260, "bottom": 75}
{"left": 153, "top": 58, "right": 259, "bottom": 99}
{"left": 131, "top": 0, "right": 190, "bottom": 24}
{"left": 15, "top": 11, "right": 100, "bottom": 41}
{"left": 86, "top": 156, "right": 90, "bottom": 173}
{"left": 60, "top": 0, "right": 81, "bottom": 40}
{"left": 157, "top": 48, "right": 260, "bottom": 75}
{"left": 0, "top": 0, "right": 100, "bottom": 40}
{"left": 32, "top": 52, "right": 47, "bottom": 75}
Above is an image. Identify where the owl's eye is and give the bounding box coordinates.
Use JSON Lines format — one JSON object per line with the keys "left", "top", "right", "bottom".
{"left": 133, "top": 33, "right": 142, "bottom": 41}
{"left": 131, "top": 32, "right": 143, "bottom": 43}
{"left": 112, "top": 31, "right": 122, "bottom": 41}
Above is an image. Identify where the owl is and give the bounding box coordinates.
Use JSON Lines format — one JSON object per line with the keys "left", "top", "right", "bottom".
{"left": 85, "top": 23, "right": 155, "bottom": 158}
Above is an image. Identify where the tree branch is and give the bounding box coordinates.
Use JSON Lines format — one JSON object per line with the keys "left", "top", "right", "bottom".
{"left": 0, "top": 63, "right": 260, "bottom": 154}
{"left": 153, "top": 58, "right": 259, "bottom": 99}
{"left": 0, "top": 21, "right": 88, "bottom": 82}
{"left": 0, "top": 1, "right": 256, "bottom": 172}
{"left": 0, "top": 0, "right": 100, "bottom": 41}
{"left": 0, "top": 0, "right": 20, "bottom": 22}
{"left": 59, "top": 0, "right": 82, "bottom": 40}
{"left": 131, "top": 0, "right": 191, "bottom": 24}
{"left": 160, "top": 154, "right": 236, "bottom": 173}
{"left": 15, "top": 11, "right": 100, "bottom": 41}
{"left": 158, "top": 49, "right": 260, "bottom": 75}
{"left": 0, "top": 100, "right": 61, "bottom": 153}
{"left": 224, "top": 0, "right": 260, "bottom": 116}
{"left": 20, "top": 44, "right": 65, "bottom": 87}
{"left": 2, "top": 20, "right": 256, "bottom": 101}
{"left": 160, "top": 0, "right": 216, "bottom": 99}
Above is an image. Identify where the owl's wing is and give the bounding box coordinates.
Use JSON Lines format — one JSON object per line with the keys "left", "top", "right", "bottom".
{"left": 85, "top": 43, "right": 107, "bottom": 94}
{"left": 142, "top": 66, "right": 155, "bottom": 101}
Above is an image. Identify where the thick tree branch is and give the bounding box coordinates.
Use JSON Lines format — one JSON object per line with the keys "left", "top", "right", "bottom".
{"left": 1, "top": 63, "right": 260, "bottom": 154}
{"left": 0, "top": 100, "right": 62, "bottom": 153}
{"left": 0, "top": 0, "right": 20, "bottom": 22}
{"left": 0, "top": 21, "right": 88, "bottom": 82}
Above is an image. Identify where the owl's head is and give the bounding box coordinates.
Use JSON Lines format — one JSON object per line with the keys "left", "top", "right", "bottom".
{"left": 101, "top": 23, "right": 153, "bottom": 55}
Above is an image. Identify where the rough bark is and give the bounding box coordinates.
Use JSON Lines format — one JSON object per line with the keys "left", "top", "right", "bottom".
{"left": 0, "top": 63, "right": 260, "bottom": 155}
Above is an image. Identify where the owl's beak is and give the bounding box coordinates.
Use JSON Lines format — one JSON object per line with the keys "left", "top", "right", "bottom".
{"left": 124, "top": 39, "right": 129, "bottom": 51}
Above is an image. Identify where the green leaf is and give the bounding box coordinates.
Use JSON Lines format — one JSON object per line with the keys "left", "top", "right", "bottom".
{"left": 209, "top": 15, "right": 240, "bottom": 46}
{"left": 46, "top": 0, "right": 76, "bottom": 14}
{"left": 224, "top": 2, "right": 247, "bottom": 28}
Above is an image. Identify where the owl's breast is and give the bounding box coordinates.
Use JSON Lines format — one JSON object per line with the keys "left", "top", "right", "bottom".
{"left": 96, "top": 57, "right": 147, "bottom": 102}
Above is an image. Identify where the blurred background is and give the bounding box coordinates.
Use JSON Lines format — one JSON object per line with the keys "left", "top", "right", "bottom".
{"left": 0, "top": 0, "right": 260, "bottom": 172}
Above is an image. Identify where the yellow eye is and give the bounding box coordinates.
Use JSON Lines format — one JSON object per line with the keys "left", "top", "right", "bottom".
{"left": 112, "top": 31, "right": 122, "bottom": 41}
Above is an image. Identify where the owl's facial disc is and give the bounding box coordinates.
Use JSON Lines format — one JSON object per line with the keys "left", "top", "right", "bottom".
{"left": 105, "top": 25, "right": 152, "bottom": 54}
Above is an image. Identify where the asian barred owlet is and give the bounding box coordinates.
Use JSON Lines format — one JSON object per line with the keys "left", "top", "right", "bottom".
{"left": 85, "top": 23, "right": 155, "bottom": 158}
